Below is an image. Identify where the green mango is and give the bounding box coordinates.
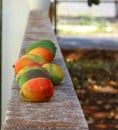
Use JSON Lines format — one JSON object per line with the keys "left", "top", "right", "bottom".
{"left": 18, "top": 67, "right": 50, "bottom": 89}
{"left": 26, "top": 40, "right": 57, "bottom": 58}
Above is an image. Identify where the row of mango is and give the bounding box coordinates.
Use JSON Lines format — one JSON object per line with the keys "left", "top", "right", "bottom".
{"left": 13, "top": 40, "right": 64, "bottom": 102}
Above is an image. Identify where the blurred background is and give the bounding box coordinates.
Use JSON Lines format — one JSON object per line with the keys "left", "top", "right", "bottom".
{"left": 53, "top": 1, "right": 118, "bottom": 130}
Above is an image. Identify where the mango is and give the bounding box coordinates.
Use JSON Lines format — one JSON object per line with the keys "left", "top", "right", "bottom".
{"left": 43, "top": 63, "right": 64, "bottom": 85}
{"left": 20, "top": 77, "right": 54, "bottom": 102}
{"left": 18, "top": 67, "right": 50, "bottom": 89}
{"left": 27, "top": 62, "right": 47, "bottom": 67}
{"left": 13, "top": 58, "right": 35, "bottom": 74}
{"left": 28, "top": 47, "right": 53, "bottom": 62}
{"left": 16, "top": 66, "right": 45, "bottom": 82}
{"left": 26, "top": 40, "right": 57, "bottom": 58}
{"left": 21, "top": 54, "right": 46, "bottom": 63}
{"left": 13, "top": 54, "right": 45, "bottom": 74}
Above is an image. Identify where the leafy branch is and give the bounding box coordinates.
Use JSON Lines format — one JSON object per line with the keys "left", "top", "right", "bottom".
{"left": 87, "top": 0, "right": 100, "bottom": 6}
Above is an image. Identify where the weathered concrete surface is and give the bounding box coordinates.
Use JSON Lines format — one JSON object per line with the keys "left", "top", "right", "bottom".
{"left": 2, "top": 11, "right": 88, "bottom": 130}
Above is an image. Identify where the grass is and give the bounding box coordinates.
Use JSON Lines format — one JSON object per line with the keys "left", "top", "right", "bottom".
{"left": 57, "top": 15, "right": 118, "bottom": 36}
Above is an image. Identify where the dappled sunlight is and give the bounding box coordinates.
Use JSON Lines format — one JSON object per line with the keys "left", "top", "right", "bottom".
{"left": 88, "top": 84, "right": 118, "bottom": 94}
{"left": 61, "top": 48, "right": 118, "bottom": 130}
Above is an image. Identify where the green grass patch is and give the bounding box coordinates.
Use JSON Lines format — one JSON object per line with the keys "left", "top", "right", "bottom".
{"left": 57, "top": 15, "right": 118, "bottom": 35}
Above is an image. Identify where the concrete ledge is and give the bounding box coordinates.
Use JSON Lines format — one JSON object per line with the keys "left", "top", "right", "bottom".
{"left": 2, "top": 10, "right": 88, "bottom": 130}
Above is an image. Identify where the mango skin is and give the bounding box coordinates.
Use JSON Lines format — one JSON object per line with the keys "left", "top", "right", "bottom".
{"left": 27, "top": 62, "right": 47, "bottom": 67}
{"left": 21, "top": 54, "right": 46, "bottom": 63}
{"left": 28, "top": 47, "right": 53, "bottom": 62}
{"left": 26, "top": 40, "right": 57, "bottom": 58}
{"left": 13, "top": 58, "right": 36, "bottom": 74}
{"left": 16, "top": 66, "right": 47, "bottom": 82}
{"left": 13, "top": 54, "right": 45, "bottom": 74}
{"left": 20, "top": 77, "right": 54, "bottom": 102}
{"left": 43, "top": 63, "right": 64, "bottom": 85}
{"left": 18, "top": 68, "right": 50, "bottom": 89}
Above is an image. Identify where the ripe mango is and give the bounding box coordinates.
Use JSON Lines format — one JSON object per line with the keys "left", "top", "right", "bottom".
{"left": 14, "top": 58, "right": 35, "bottom": 74}
{"left": 28, "top": 47, "right": 53, "bottom": 62}
{"left": 13, "top": 54, "right": 45, "bottom": 74}
{"left": 21, "top": 54, "right": 46, "bottom": 63}
{"left": 20, "top": 77, "right": 54, "bottom": 102}
{"left": 27, "top": 62, "right": 47, "bottom": 67}
{"left": 18, "top": 67, "right": 50, "bottom": 89}
{"left": 16, "top": 66, "right": 46, "bottom": 82}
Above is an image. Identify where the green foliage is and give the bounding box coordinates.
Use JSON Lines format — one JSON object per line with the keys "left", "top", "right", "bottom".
{"left": 57, "top": 15, "right": 115, "bottom": 35}
{"left": 78, "top": 15, "right": 109, "bottom": 27}
{"left": 87, "top": 0, "right": 100, "bottom": 6}
{"left": 67, "top": 60, "right": 118, "bottom": 74}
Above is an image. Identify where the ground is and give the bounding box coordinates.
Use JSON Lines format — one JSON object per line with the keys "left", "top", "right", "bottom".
{"left": 61, "top": 49, "right": 118, "bottom": 130}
